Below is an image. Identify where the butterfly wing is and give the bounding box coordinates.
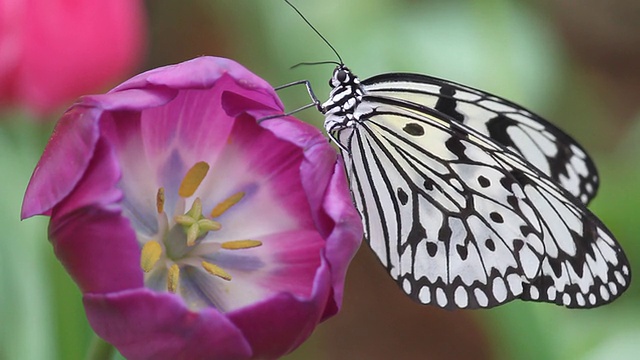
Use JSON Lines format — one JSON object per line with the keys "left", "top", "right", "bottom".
{"left": 331, "top": 96, "right": 630, "bottom": 309}
{"left": 361, "top": 73, "right": 599, "bottom": 205}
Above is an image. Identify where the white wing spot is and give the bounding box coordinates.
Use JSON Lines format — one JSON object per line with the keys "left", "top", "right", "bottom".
{"left": 546, "top": 287, "right": 557, "bottom": 301}
{"left": 576, "top": 293, "right": 586, "bottom": 306}
{"left": 609, "top": 283, "right": 618, "bottom": 296}
{"left": 436, "top": 287, "right": 448, "bottom": 307}
{"left": 402, "top": 278, "right": 412, "bottom": 294}
{"left": 419, "top": 286, "right": 431, "bottom": 304}
{"left": 599, "top": 285, "right": 610, "bottom": 301}
{"left": 492, "top": 277, "right": 508, "bottom": 303}
{"left": 562, "top": 293, "right": 571, "bottom": 306}
{"left": 474, "top": 288, "right": 489, "bottom": 307}
{"left": 529, "top": 285, "right": 539, "bottom": 300}
{"left": 454, "top": 286, "right": 469, "bottom": 308}
{"left": 506, "top": 274, "right": 523, "bottom": 295}
{"left": 585, "top": 183, "right": 593, "bottom": 194}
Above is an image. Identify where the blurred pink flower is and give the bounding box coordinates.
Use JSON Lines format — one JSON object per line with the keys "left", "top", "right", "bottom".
{"left": 22, "top": 57, "right": 363, "bottom": 359}
{"left": 0, "top": 0, "right": 146, "bottom": 115}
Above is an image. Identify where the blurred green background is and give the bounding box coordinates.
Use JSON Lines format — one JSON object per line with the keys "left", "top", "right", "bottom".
{"left": 2, "top": 0, "right": 639, "bottom": 359}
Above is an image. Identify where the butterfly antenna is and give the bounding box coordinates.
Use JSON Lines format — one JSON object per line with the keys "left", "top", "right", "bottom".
{"left": 283, "top": 0, "right": 343, "bottom": 65}
{"left": 290, "top": 60, "right": 341, "bottom": 69}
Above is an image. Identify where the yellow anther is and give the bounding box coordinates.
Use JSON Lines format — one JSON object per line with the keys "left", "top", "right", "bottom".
{"left": 156, "top": 187, "right": 165, "bottom": 214}
{"left": 221, "top": 240, "right": 262, "bottom": 250}
{"left": 140, "top": 241, "right": 163, "bottom": 272}
{"left": 210, "top": 192, "right": 245, "bottom": 218}
{"left": 201, "top": 261, "right": 232, "bottom": 281}
{"left": 167, "top": 264, "right": 180, "bottom": 293}
{"left": 178, "top": 161, "right": 210, "bottom": 198}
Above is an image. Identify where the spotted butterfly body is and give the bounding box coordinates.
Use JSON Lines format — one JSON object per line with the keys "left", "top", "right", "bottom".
{"left": 321, "top": 65, "right": 630, "bottom": 309}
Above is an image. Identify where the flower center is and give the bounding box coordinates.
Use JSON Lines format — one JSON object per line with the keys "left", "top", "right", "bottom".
{"left": 138, "top": 161, "right": 262, "bottom": 296}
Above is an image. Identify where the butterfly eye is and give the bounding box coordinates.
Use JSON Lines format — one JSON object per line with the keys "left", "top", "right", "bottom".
{"left": 336, "top": 70, "right": 348, "bottom": 83}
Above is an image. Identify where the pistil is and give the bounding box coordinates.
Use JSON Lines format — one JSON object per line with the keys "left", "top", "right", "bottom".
{"left": 174, "top": 198, "right": 222, "bottom": 246}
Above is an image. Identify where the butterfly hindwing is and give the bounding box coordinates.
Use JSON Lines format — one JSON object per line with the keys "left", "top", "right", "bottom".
{"left": 361, "top": 73, "right": 599, "bottom": 205}
{"left": 493, "top": 150, "right": 630, "bottom": 307}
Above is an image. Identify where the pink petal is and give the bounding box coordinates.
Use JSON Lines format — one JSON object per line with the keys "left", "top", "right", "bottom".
{"left": 84, "top": 289, "right": 253, "bottom": 360}
{"left": 46, "top": 138, "right": 142, "bottom": 293}
{"left": 22, "top": 105, "right": 101, "bottom": 218}
{"left": 319, "top": 160, "right": 364, "bottom": 319}
{"left": 49, "top": 207, "right": 143, "bottom": 294}
{"left": 114, "top": 57, "right": 282, "bottom": 112}
{"left": 228, "top": 259, "right": 332, "bottom": 359}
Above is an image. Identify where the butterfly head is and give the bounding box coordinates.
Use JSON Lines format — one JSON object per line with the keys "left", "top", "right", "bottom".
{"left": 329, "top": 65, "right": 360, "bottom": 89}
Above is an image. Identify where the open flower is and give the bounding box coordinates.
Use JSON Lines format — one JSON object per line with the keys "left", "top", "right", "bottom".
{"left": 0, "top": 0, "right": 146, "bottom": 115}
{"left": 22, "top": 57, "right": 363, "bottom": 359}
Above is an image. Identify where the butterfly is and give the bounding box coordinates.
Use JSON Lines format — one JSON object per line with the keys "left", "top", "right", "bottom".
{"left": 280, "top": 0, "right": 631, "bottom": 310}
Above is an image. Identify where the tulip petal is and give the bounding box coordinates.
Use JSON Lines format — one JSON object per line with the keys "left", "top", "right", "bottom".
{"left": 22, "top": 106, "right": 101, "bottom": 218}
{"left": 228, "top": 259, "right": 332, "bottom": 359}
{"left": 84, "top": 290, "right": 253, "bottom": 360}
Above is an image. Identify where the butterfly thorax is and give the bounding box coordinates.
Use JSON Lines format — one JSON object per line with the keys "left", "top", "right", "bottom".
{"left": 322, "top": 65, "right": 366, "bottom": 133}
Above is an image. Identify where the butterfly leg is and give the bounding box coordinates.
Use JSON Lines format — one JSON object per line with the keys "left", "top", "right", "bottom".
{"left": 257, "top": 80, "right": 324, "bottom": 123}
{"left": 275, "top": 79, "right": 323, "bottom": 111}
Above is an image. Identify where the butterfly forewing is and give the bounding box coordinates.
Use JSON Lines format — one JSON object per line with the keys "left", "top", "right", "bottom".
{"left": 322, "top": 65, "right": 630, "bottom": 309}
{"left": 333, "top": 100, "right": 549, "bottom": 308}
{"left": 361, "top": 73, "right": 599, "bottom": 205}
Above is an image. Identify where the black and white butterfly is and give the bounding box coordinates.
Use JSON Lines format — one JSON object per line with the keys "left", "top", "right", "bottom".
{"left": 281, "top": 0, "right": 631, "bottom": 310}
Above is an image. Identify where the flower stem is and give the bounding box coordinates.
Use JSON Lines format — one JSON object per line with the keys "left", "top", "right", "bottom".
{"left": 85, "top": 333, "right": 115, "bottom": 360}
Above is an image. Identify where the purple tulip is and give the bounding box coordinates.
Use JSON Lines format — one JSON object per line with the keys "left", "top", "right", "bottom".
{"left": 22, "top": 57, "right": 363, "bottom": 360}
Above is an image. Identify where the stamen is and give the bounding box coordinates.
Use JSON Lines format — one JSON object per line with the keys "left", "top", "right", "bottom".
{"left": 178, "top": 161, "right": 210, "bottom": 198}
{"left": 140, "top": 241, "right": 162, "bottom": 272}
{"left": 156, "top": 187, "right": 165, "bottom": 214}
{"left": 211, "top": 192, "right": 245, "bottom": 218}
{"left": 201, "top": 261, "right": 232, "bottom": 281}
{"left": 221, "top": 240, "right": 263, "bottom": 250}
{"left": 167, "top": 264, "right": 180, "bottom": 293}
